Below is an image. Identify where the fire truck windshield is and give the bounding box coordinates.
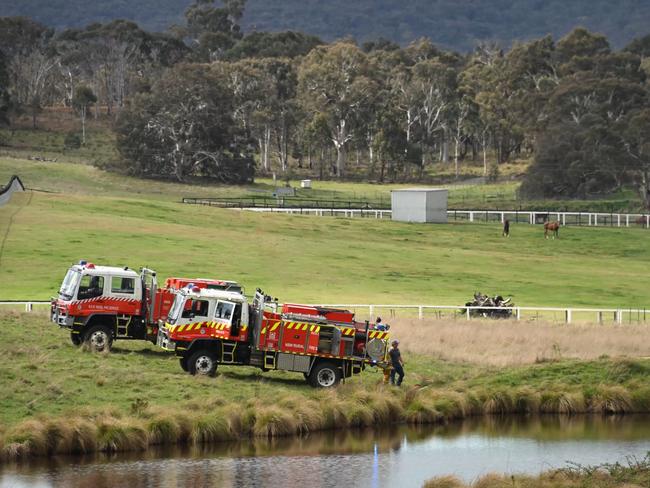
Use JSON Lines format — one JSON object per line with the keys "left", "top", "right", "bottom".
{"left": 59, "top": 269, "right": 81, "bottom": 300}
{"left": 167, "top": 294, "right": 185, "bottom": 325}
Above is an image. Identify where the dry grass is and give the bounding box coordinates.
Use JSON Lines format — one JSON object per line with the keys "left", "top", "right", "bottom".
{"left": 390, "top": 318, "right": 650, "bottom": 366}
{"left": 423, "top": 454, "right": 650, "bottom": 487}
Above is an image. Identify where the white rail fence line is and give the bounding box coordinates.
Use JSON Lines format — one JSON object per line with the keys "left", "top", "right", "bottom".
{"left": 0, "top": 301, "right": 50, "bottom": 311}
{"left": 316, "top": 304, "right": 650, "bottom": 324}
{"left": 4, "top": 301, "right": 648, "bottom": 324}
{"left": 241, "top": 207, "right": 650, "bottom": 227}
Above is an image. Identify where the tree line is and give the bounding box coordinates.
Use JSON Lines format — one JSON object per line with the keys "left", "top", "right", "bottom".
{"left": 1, "top": 0, "right": 650, "bottom": 206}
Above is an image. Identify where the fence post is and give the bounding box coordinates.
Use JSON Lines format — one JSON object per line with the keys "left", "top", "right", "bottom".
{"left": 469, "top": 211, "right": 474, "bottom": 222}
{"left": 369, "top": 305, "right": 374, "bottom": 320}
{"left": 466, "top": 308, "right": 471, "bottom": 320}
{"left": 616, "top": 310, "right": 623, "bottom": 324}
{"left": 25, "top": 302, "right": 33, "bottom": 312}
{"left": 418, "top": 306, "right": 423, "bottom": 320}
{"left": 565, "top": 309, "right": 572, "bottom": 324}
{"left": 516, "top": 307, "right": 521, "bottom": 321}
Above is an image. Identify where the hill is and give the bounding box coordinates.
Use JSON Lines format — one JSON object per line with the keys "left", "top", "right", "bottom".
{"left": 1, "top": 0, "right": 650, "bottom": 51}
{"left": 1, "top": 154, "right": 649, "bottom": 308}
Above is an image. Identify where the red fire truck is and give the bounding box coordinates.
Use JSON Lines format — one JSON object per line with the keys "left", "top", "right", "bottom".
{"left": 157, "top": 288, "right": 390, "bottom": 387}
{"left": 51, "top": 260, "right": 241, "bottom": 351}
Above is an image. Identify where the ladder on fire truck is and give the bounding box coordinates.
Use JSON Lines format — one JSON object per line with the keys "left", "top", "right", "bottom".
{"left": 221, "top": 342, "right": 237, "bottom": 363}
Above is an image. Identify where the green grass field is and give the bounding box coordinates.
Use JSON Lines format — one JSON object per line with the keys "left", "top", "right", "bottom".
{"left": 1, "top": 156, "right": 649, "bottom": 307}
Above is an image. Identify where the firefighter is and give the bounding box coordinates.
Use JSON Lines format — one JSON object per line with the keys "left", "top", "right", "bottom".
{"left": 375, "top": 317, "right": 387, "bottom": 331}
{"left": 389, "top": 339, "right": 404, "bottom": 386}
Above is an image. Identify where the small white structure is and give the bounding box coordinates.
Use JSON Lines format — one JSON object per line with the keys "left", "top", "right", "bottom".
{"left": 391, "top": 188, "right": 448, "bottom": 223}
{"left": 300, "top": 179, "right": 312, "bottom": 189}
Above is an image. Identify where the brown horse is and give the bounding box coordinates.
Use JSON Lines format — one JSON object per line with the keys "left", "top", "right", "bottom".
{"left": 544, "top": 221, "right": 560, "bottom": 239}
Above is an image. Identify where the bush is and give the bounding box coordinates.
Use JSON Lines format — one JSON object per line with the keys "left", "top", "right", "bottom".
{"left": 63, "top": 132, "right": 81, "bottom": 150}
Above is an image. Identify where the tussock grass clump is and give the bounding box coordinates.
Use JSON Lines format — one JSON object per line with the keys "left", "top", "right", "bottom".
{"left": 540, "top": 391, "right": 585, "bottom": 415}
{"left": 147, "top": 415, "right": 180, "bottom": 445}
{"left": 590, "top": 386, "right": 634, "bottom": 414}
{"left": 423, "top": 475, "right": 465, "bottom": 488}
{"left": 276, "top": 396, "right": 323, "bottom": 433}
{"left": 96, "top": 419, "right": 147, "bottom": 453}
{"left": 316, "top": 391, "right": 350, "bottom": 430}
{"left": 427, "top": 391, "right": 472, "bottom": 419}
{"left": 482, "top": 390, "right": 514, "bottom": 415}
{"left": 1, "top": 418, "right": 97, "bottom": 459}
{"left": 404, "top": 398, "right": 442, "bottom": 424}
{"left": 350, "top": 388, "right": 404, "bottom": 424}
{"left": 191, "top": 414, "right": 233, "bottom": 444}
{"left": 1, "top": 420, "right": 50, "bottom": 458}
{"left": 252, "top": 406, "right": 299, "bottom": 437}
{"left": 630, "top": 385, "right": 650, "bottom": 411}
{"left": 511, "top": 388, "right": 541, "bottom": 414}
{"left": 45, "top": 418, "right": 96, "bottom": 455}
{"left": 225, "top": 405, "right": 257, "bottom": 437}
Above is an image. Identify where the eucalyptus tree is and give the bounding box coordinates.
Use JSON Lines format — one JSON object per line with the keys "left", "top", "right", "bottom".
{"left": 72, "top": 85, "right": 97, "bottom": 144}
{"left": 116, "top": 63, "right": 254, "bottom": 183}
{"left": 0, "top": 17, "right": 56, "bottom": 127}
{"left": 298, "top": 41, "right": 376, "bottom": 177}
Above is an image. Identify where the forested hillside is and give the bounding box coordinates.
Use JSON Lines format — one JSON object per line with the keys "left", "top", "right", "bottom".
{"left": 2, "top": 1, "right": 650, "bottom": 208}
{"left": 1, "top": 0, "right": 650, "bottom": 51}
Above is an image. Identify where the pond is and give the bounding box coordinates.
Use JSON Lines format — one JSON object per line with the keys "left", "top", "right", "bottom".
{"left": 2, "top": 415, "right": 649, "bottom": 488}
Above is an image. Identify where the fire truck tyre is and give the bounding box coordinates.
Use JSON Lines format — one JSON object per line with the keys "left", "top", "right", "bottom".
{"left": 70, "top": 332, "right": 83, "bottom": 346}
{"left": 188, "top": 350, "right": 218, "bottom": 377}
{"left": 308, "top": 362, "right": 341, "bottom": 388}
{"left": 179, "top": 357, "right": 189, "bottom": 372}
{"left": 85, "top": 325, "right": 113, "bottom": 352}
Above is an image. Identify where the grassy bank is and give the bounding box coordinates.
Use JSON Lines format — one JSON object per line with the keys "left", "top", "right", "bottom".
{"left": 424, "top": 455, "right": 650, "bottom": 488}
{"left": 1, "top": 312, "right": 649, "bottom": 461}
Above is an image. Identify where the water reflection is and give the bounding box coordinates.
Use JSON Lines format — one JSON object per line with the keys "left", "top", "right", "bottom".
{"left": 1, "top": 415, "right": 649, "bottom": 488}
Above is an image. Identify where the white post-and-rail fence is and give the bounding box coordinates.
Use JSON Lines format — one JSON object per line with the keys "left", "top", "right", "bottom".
{"left": 3, "top": 300, "right": 648, "bottom": 325}
{"left": 236, "top": 207, "right": 650, "bottom": 228}
{"left": 0, "top": 300, "right": 50, "bottom": 312}
{"left": 315, "top": 304, "right": 649, "bottom": 325}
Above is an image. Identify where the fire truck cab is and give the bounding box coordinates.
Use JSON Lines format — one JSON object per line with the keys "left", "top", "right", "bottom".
{"left": 158, "top": 288, "right": 390, "bottom": 387}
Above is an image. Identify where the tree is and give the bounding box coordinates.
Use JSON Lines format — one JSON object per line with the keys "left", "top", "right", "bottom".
{"left": 116, "top": 64, "right": 254, "bottom": 183}
{"left": 182, "top": 0, "right": 246, "bottom": 61}
{"left": 72, "top": 85, "right": 97, "bottom": 144}
{"left": 0, "top": 49, "right": 10, "bottom": 126}
{"left": 298, "top": 42, "right": 376, "bottom": 177}
{"left": 622, "top": 109, "right": 650, "bottom": 209}
{"left": 0, "top": 17, "right": 55, "bottom": 127}
{"left": 224, "top": 31, "right": 322, "bottom": 60}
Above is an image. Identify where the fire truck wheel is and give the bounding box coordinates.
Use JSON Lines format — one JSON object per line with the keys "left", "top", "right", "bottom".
{"left": 85, "top": 325, "right": 113, "bottom": 352}
{"left": 179, "top": 357, "right": 189, "bottom": 372}
{"left": 188, "top": 350, "right": 218, "bottom": 377}
{"left": 70, "top": 332, "right": 83, "bottom": 346}
{"left": 308, "top": 362, "right": 341, "bottom": 388}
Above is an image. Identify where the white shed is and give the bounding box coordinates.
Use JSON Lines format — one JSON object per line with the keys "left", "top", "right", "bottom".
{"left": 391, "top": 188, "right": 448, "bottom": 223}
